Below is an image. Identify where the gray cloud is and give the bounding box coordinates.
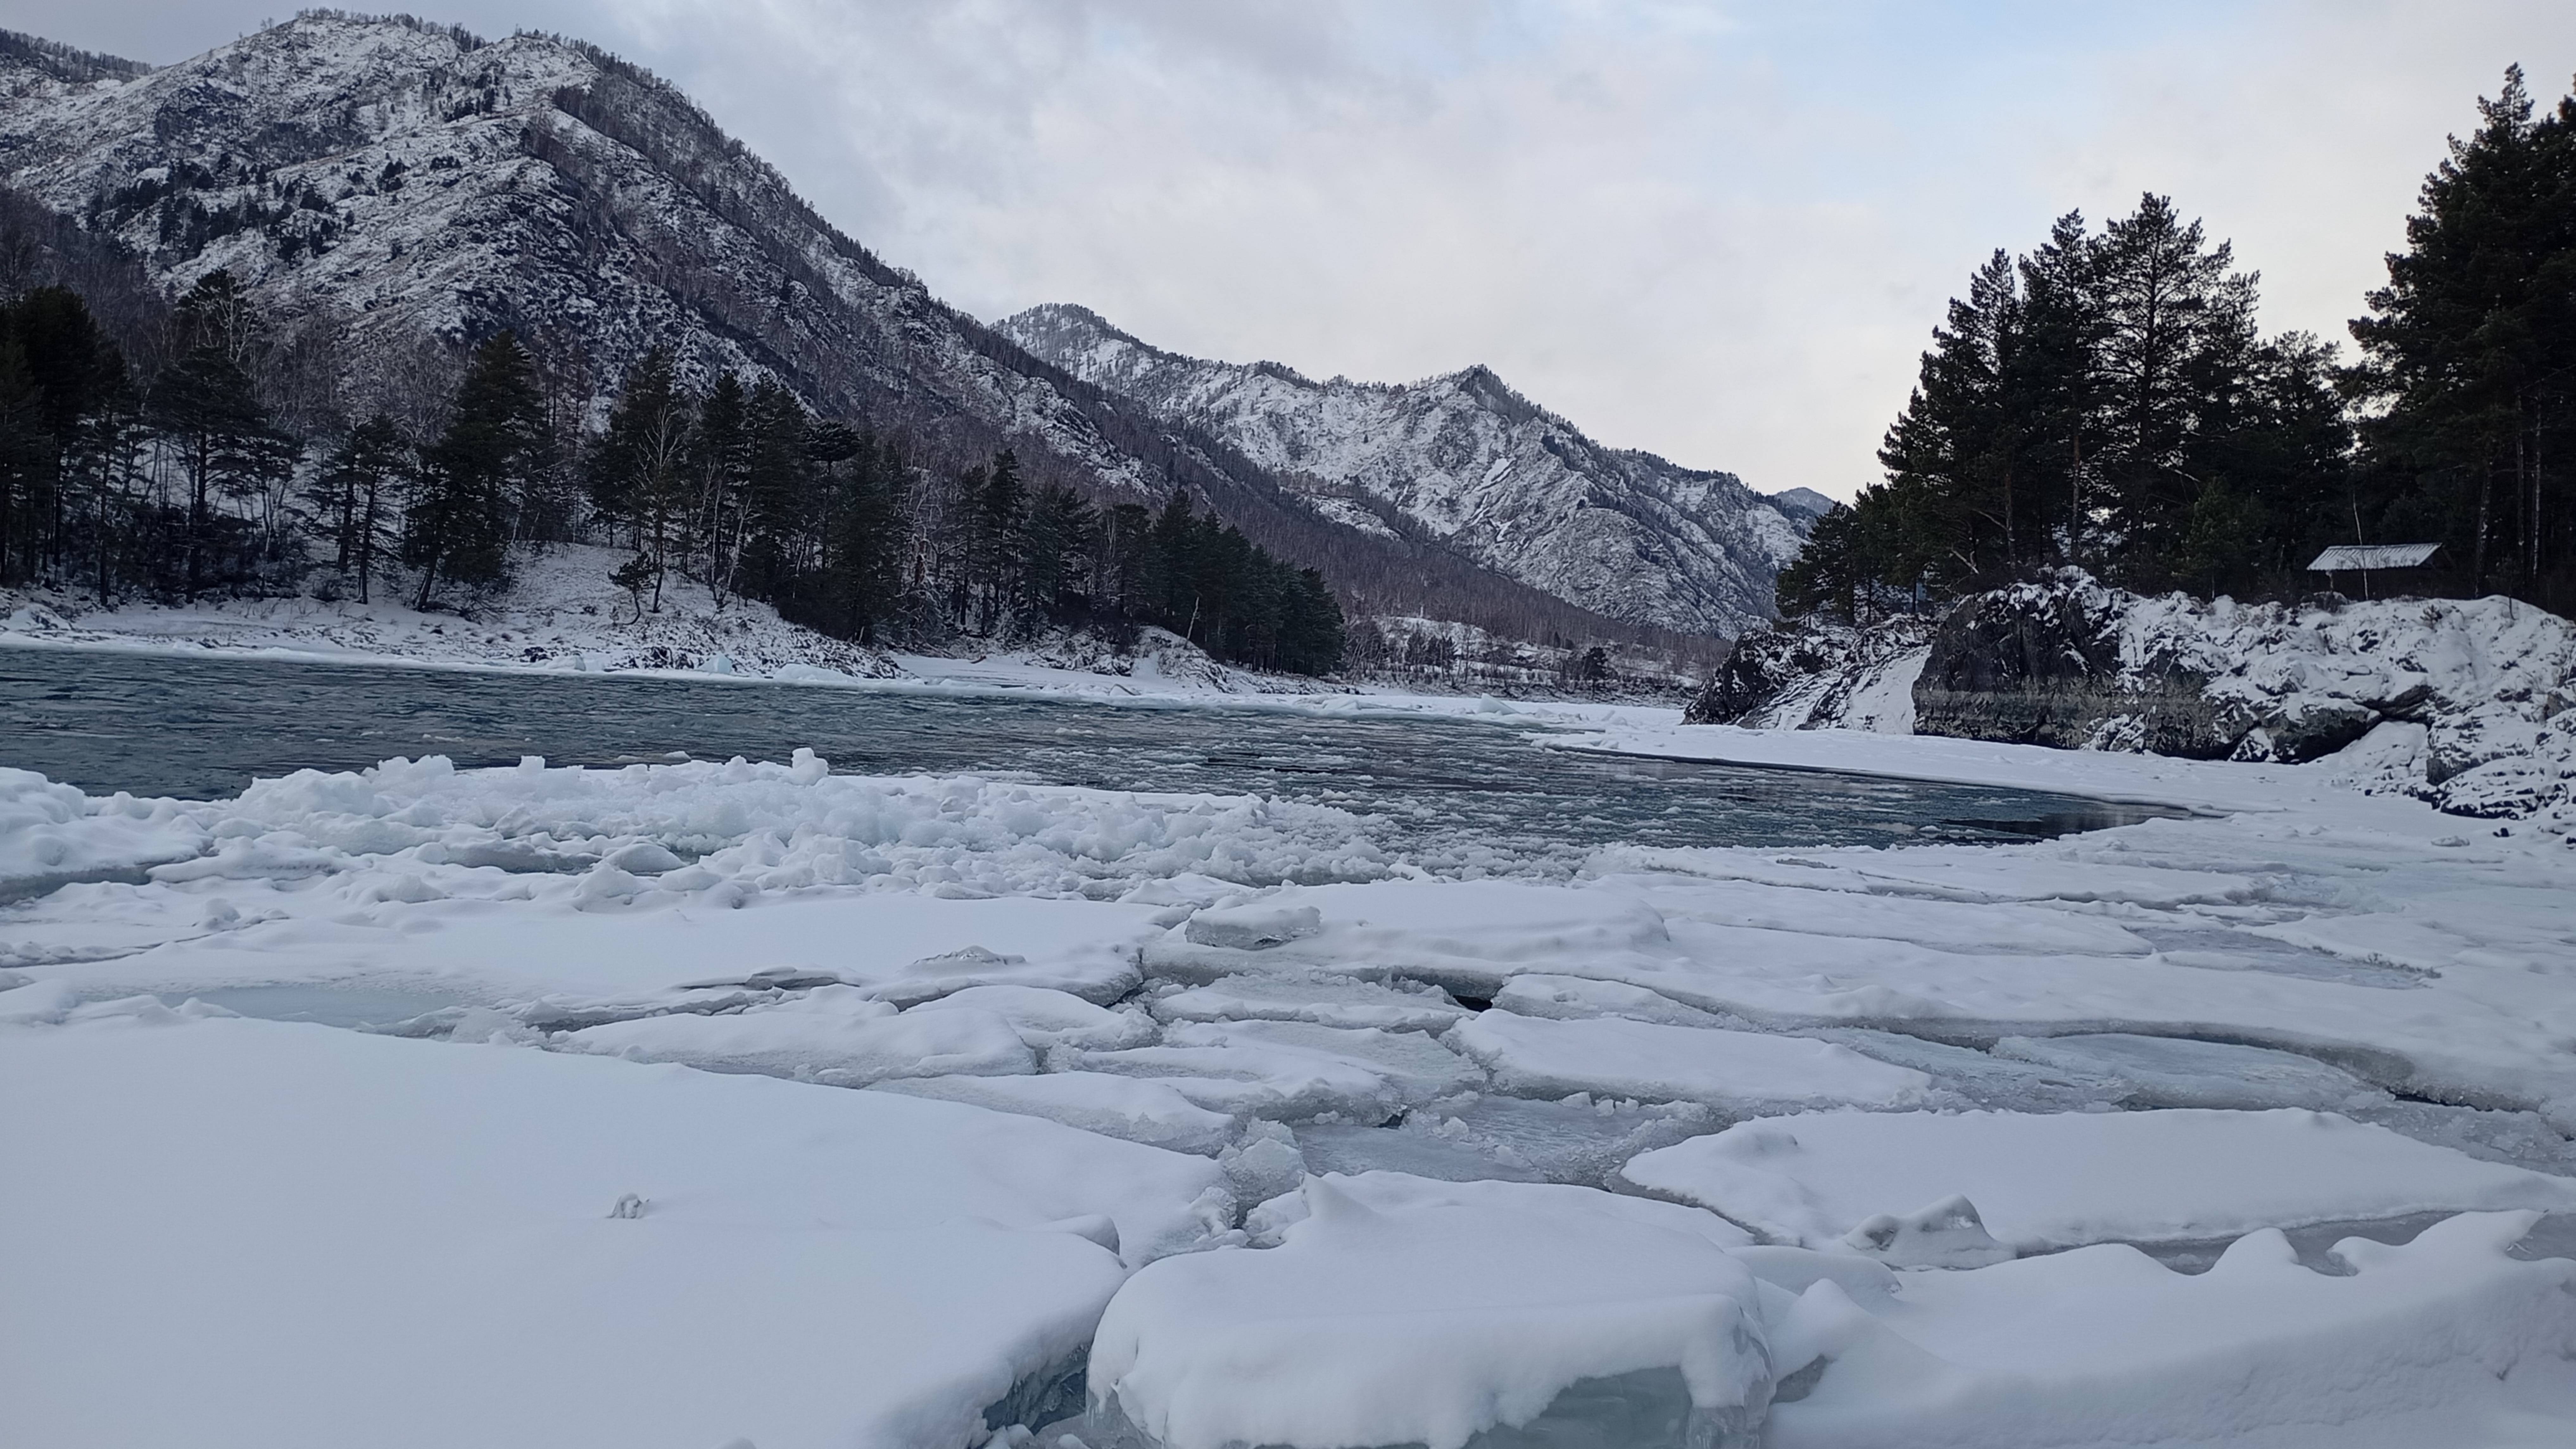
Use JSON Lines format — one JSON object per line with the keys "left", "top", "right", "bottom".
{"left": 11, "top": 1, "right": 2576, "bottom": 497}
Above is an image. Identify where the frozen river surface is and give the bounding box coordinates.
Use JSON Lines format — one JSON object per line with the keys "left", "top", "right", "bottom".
{"left": 0, "top": 646, "right": 2172, "bottom": 856}
{"left": 5, "top": 647, "right": 2574, "bottom": 1449}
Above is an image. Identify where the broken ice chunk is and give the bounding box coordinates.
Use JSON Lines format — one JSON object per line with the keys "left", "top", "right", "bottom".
{"left": 558, "top": 986, "right": 1036, "bottom": 1084}
{"left": 1315, "top": 1092, "right": 1718, "bottom": 1187}
{"left": 911, "top": 985, "right": 1156, "bottom": 1050}
{"left": 1621, "top": 1108, "right": 2576, "bottom": 1254}
{"left": 1489, "top": 973, "right": 1747, "bottom": 1029}
{"left": 1991, "top": 1032, "right": 2391, "bottom": 1112}
{"left": 1807, "top": 1027, "right": 2121, "bottom": 1112}
{"left": 1181, "top": 901, "right": 1323, "bottom": 950}
{"left": 1448, "top": 1013, "right": 1932, "bottom": 1113}
{"left": 1839, "top": 1194, "right": 2012, "bottom": 1268}
{"left": 1161, "top": 1018, "right": 1482, "bottom": 1106}
{"left": 1052, "top": 1040, "right": 1402, "bottom": 1124}
{"left": 1767, "top": 1211, "right": 2576, "bottom": 1447}
{"left": 1148, "top": 971, "right": 1468, "bottom": 1033}
{"left": 872, "top": 1073, "right": 1238, "bottom": 1155}
{"left": 1087, "top": 1173, "right": 1772, "bottom": 1449}
{"left": 869, "top": 945, "right": 1141, "bottom": 1008}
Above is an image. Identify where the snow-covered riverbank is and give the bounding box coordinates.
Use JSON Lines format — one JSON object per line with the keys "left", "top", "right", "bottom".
{"left": 5, "top": 703, "right": 2575, "bottom": 1446}
{"left": 3, "top": 542, "right": 1698, "bottom": 711}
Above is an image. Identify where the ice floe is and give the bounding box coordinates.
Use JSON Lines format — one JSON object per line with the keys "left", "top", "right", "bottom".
{"left": 1621, "top": 1108, "right": 2576, "bottom": 1253}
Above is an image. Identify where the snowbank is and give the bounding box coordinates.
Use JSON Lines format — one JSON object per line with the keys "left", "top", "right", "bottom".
{"left": 0, "top": 544, "right": 1337, "bottom": 702}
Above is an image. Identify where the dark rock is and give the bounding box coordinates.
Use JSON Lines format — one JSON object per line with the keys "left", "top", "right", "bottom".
{"left": 1912, "top": 583, "right": 2235, "bottom": 756}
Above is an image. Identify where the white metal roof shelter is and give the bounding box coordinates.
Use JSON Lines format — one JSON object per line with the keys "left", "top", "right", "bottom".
{"left": 2307, "top": 542, "right": 2439, "bottom": 599}
{"left": 2308, "top": 544, "right": 2441, "bottom": 571}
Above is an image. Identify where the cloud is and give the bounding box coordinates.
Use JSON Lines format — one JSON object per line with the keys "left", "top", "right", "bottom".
{"left": 16, "top": 1, "right": 2576, "bottom": 497}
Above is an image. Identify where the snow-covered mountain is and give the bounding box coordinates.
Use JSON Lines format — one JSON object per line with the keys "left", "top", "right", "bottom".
{"left": 1001, "top": 303, "right": 1813, "bottom": 636}
{"left": 0, "top": 15, "right": 1666, "bottom": 649}
{"left": 0, "top": 17, "right": 1149, "bottom": 478}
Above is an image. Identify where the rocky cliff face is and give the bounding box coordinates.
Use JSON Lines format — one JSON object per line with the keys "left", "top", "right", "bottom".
{"left": 999, "top": 303, "right": 1810, "bottom": 637}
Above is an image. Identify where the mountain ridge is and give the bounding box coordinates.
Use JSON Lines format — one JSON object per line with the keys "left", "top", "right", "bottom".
{"left": 999, "top": 301, "right": 1810, "bottom": 636}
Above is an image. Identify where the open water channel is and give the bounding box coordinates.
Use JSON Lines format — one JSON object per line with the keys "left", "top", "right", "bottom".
{"left": 0, "top": 646, "right": 2182, "bottom": 861}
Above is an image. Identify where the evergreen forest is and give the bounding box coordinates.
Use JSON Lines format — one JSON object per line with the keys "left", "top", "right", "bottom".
{"left": 1783, "top": 67, "right": 2576, "bottom": 620}
{"left": 0, "top": 193, "right": 1345, "bottom": 675}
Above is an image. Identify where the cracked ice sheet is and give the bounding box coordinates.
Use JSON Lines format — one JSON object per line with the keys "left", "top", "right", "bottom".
{"left": 1566, "top": 801, "right": 2576, "bottom": 1111}
{"left": 1620, "top": 1109, "right": 2576, "bottom": 1253}
{"left": 0, "top": 1006, "right": 1229, "bottom": 1449}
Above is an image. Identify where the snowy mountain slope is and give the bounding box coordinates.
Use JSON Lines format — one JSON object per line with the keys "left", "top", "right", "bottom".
{"left": 0, "top": 16, "right": 1663, "bottom": 651}
{"left": 1000, "top": 303, "right": 1813, "bottom": 637}
{"left": 0, "top": 18, "right": 1122, "bottom": 473}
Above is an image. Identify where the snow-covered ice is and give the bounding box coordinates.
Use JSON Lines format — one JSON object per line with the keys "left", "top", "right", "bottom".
{"left": 1621, "top": 1108, "right": 2576, "bottom": 1253}
{"left": 1767, "top": 1212, "right": 2576, "bottom": 1449}
{"left": 0, "top": 1006, "right": 1227, "bottom": 1449}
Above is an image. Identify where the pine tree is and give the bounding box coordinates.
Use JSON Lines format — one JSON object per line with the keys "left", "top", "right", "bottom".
{"left": 408, "top": 332, "right": 546, "bottom": 609}
{"left": 0, "top": 329, "right": 46, "bottom": 584}
{"left": 807, "top": 427, "right": 910, "bottom": 641}
{"left": 1019, "top": 482, "right": 1097, "bottom": 623}
{"left": 689, "top": 373, "right": 752, "bottom": 602}
{"left": 733, "top": 378, "right": 811, "bottom": 606}
{"left": 306, "top": 414, "right": 408, "bottom": 603}
{"left": 1, "top": 286, "right": 126, "bottom": 582}
{"left": 2088, "top": 194, "right": 2260, "bottom": 564}
{"left": 2352, "top": 65, "right": 2576, "bottom": 606}
{"left": 970, "top": 449, "right": 1026, "bottom": 633}
{"left": 1788, "top": 195, "right": 2355, "bottom": 615}
{"left": 147, "top": 290, "right": 293, "bottom": 599}
{"left": 586, "top": 347, "right": 693, "bottom": 615}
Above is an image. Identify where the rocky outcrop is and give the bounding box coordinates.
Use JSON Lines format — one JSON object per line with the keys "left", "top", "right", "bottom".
{"left": 1914, "top": 585, "right": 2256, "bottom": 757}
{"left": 1685, "top": 618, "right": 1928, "bottom": 733}
{"left": 1695, "top": 573, "right": 2576, "bottom": 830}
{"left": 1908, "top": 576, "right": 2552, "bottom": 765}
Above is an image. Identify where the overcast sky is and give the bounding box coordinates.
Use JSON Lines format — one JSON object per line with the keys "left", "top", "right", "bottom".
{"left": 16, "top": 1, "right": 2576, "bottom": 498}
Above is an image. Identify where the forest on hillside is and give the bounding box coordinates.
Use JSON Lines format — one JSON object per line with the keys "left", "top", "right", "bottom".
{"left": 1784, "top": 68, "right": 2576, "bottom": 620}
{"left": 0, "top": 191, "right": 1346, "bottom": 675}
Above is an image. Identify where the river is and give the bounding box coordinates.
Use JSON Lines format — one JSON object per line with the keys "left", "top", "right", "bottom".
{"left": 0, "top": 646, "right": 2182, "bottom": 861}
